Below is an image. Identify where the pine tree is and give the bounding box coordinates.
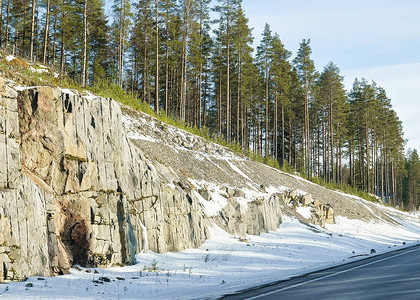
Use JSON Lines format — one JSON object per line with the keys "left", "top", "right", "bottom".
{"left": 293, "top": 39, "right": 317, "bottom": 178}
{"left": 230, "top": 4, "right": 252, "bottom": 144}
{"left": 213, "top": 0, "right": 241, "bottom": 142}
{"left": 132, "top": 0, "right": 154, "bottom": 102}
{"left": 271, "top": 34, "right": 291, "bottom": 166}
{"left": 255, "top": 23, "right": 273, "bottom": 157}
{"left": 154, "top": 0, "right": 160, "bottom": 113}
{"left": 160, "top": 0, "right": 176, "bottom": 115}
{"left": 404, "top": 149, "right": 420, "bottom": 210}
{"left": 29, "top": 0, "right": 36, "bottom": 61}
{"left": 0, "top": 0, "right": 3, "bottom": 47}
{"left": 316, "top": 62, "right": 347, "bottom": 183}
{"left": 42, "top": 0, "right": 51, "bottom": 63}
{"left": 87, "top": 0, "right": 109, "bottom": 85}
{"left": 113, "top": 0, "right": 132, "bottom": 87}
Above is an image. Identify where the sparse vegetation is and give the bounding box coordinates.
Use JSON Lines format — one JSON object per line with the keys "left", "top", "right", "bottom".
{"left": 143, "top": 259, "right": 158, "bottom": 272}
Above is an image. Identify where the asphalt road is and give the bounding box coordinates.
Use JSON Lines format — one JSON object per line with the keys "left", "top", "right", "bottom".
{"left": 219, "top": 244, "right": 420, "bottom": 300}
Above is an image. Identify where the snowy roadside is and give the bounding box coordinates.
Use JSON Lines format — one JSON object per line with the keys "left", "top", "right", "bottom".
{"left": 1, "top": 215, "right": 420, "bottom": 300}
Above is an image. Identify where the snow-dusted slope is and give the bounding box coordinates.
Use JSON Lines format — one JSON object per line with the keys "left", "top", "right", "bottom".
{"left": 121, "top": 107, "right": 398, "bottom": 224}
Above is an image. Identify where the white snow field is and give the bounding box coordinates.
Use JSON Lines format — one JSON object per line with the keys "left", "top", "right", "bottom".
{"left": 1, "top": 213, "right": 420, "bottom": 300}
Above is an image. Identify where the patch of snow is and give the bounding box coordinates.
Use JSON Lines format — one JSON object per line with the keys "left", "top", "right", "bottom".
{"left": 82, "top": 91, "right": 98, "bottom": 101}
{"left": 241, "top": 187, "right": 266, "bottom": 201}
{"left": 296, "top": 206, "right": 312, "bottom": 219}
{"left": 194, "top": 153, "right": 205, "bottom": 161}
{"left": 193, "top": 190, "right": 227, "bottom": 217}
{"left": 122, "top": 114, "right": 159, "bottom": 142}
{"left": 225, "top": 159, "right": 253, "bottom": 182}
{"left": 29, "top": 66, "right": 48, "bottom": 74}
{"left": 14, "top": 86, "right": 38, "bottom": 91}
{"left": 4, "top": 216, "right": 420, "bottom": 300}
{"left": 5, "top": 55, "right": 15, "bottom": 62}
{"left": 59, "top": 88, "right": 76, "bottom": 96}
{"left": 127, "top": 132, "right": 158, "bottom": 142}
{"left": 265, "top": 185, "right": 288, "bottom": 195}
{"left": 166, "top": 183, "right": 177, "bottom": 190}
{"left": 235, "top": 197, "right": 250, "bottom": 213}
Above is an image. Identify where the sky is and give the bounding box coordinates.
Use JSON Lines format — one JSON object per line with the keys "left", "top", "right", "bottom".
{"left": 241, "top": 0, "right": 420, "bottom": 152}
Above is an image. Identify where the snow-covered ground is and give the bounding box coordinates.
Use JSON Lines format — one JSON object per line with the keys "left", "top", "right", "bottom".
{"left": 1, "top": 215, "right": 420, "bottom": 300}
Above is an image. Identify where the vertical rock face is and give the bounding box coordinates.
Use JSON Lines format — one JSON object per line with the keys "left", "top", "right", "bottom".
{"left": 0, "top": 83, "right": 211, "bottom": 281}
{"left": 0, "top": 80, "right": 315, "bottom": 282}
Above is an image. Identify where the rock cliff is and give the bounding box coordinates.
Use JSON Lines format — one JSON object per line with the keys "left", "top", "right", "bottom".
{"left": 1, "top": 73, "right": 397, "bottom": 282}
{"left": 0, "top": 80, "right": 300, "bottom": 282}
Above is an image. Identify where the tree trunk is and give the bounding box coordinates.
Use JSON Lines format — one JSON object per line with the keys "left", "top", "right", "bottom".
{"left": 304, "top": 77, "right": 310, "bottom": 178}
{"left": 329, "top": 86, "right": 334, "bottom": 183}
{"left": 52, "top": 13, "right": 57, "bottom": 66}
{"left": 273, "top": 92, "right": 278, "bottom": 160}
{"left": 30, "top": 0, "right": 36, "bottom": 61}
{"left": 236, "top": 51, "right": 241, "bottom": 142}
{"left": 180, "top": 0, "right": 190, "bottom": 121}
{"left": 203, "top": 63, "right": 208, "bottom": 127}
{"left": 365, "top": 119, "right": 370, "bottom": 192}
{"left": 322, "top": 112, "right": 327, "bottom": 180}
{"left": 264, "top": 59, "right": 269, "bottom": 157}
{"left": 217, "top": 71, "right": 222, "bottom": 135}
{"left": 164, "top": 5, "right": 169, "bottom": 116}
{"left": 380, "top": 140, "right": 384, "bottom": 202}
{"left": 60, "top": 2, "right": 65, "bottom": 77}
{"left": 391, "top": 161, "right": 395, "bottom": 207}
{"left": 82, "top": 0, "right": 87, "bottom": 86}
{"left": 0, "top": 0, "right": 3, "bottom": 48}
{"left": 5, "top": 0, "right": 10, "bottom": 49}
{"left": 165, "top": 44, "right": 169, "bottom": 115}
{"left": 288, "top": 119, "right": 292, "bottom": 166}
{"left": 118, "top": 0, "right": 124, "bottom": 87}
{"left": 280, "top": 101, "right": 285, "bottom": 167}
{"left": 155, "top": 0, "right": 159, "bottom": 113}
{"left": 42, "top": 0, "right": 50, "bottom": 64}
{"left": 142, "top": 27, "right": 148, "bottom": 102}
{"left": 226, "top": 0, "right": 231, "bottom": 143}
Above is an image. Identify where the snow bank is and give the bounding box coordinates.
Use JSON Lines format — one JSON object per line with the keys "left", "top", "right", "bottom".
{"left": 2, "top": 216, "right": 419, "bottom": 300}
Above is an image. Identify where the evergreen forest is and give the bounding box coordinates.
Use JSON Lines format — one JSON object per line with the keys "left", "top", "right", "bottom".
{"left": 0, "top": 0, "right": 419, "bottom": 210}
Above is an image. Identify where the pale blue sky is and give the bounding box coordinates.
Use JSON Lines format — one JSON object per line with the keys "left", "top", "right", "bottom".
{"left": 242, "top": 0, "right": 420, "bottom": 152}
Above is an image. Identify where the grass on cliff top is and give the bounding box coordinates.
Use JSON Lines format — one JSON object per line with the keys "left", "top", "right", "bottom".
{"left": 0, "top": 52, "right": 378, "bottom": 205}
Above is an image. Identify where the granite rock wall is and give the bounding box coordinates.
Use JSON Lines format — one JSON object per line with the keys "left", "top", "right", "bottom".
{"left": 0, "top": 81, "right": 299, "bottom": 282}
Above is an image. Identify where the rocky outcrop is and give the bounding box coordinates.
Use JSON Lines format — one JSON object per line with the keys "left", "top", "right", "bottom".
{"left": 0, "top": 82, "right": 210, "bottom": 281}
{"left": 0, "top": 80, "right": 298, "bottom": 282}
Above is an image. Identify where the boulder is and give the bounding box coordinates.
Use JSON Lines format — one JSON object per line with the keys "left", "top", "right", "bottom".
{"left": 324, "top": 204, "right": 335, "bottom": 224}
{"left": 289, "top": 190, "right": 298, "bottom": 200}
{"left": 198, "top": 188, "right": 211, "bottom": 201}
{"left": 301, "top": 194, "right": 313, "bottom": 206}
{"left": 224, "top": 186, "right": 235, "bottom": 197}
{"left": 234, "top": 189, "right": 245, "bottom": 198}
